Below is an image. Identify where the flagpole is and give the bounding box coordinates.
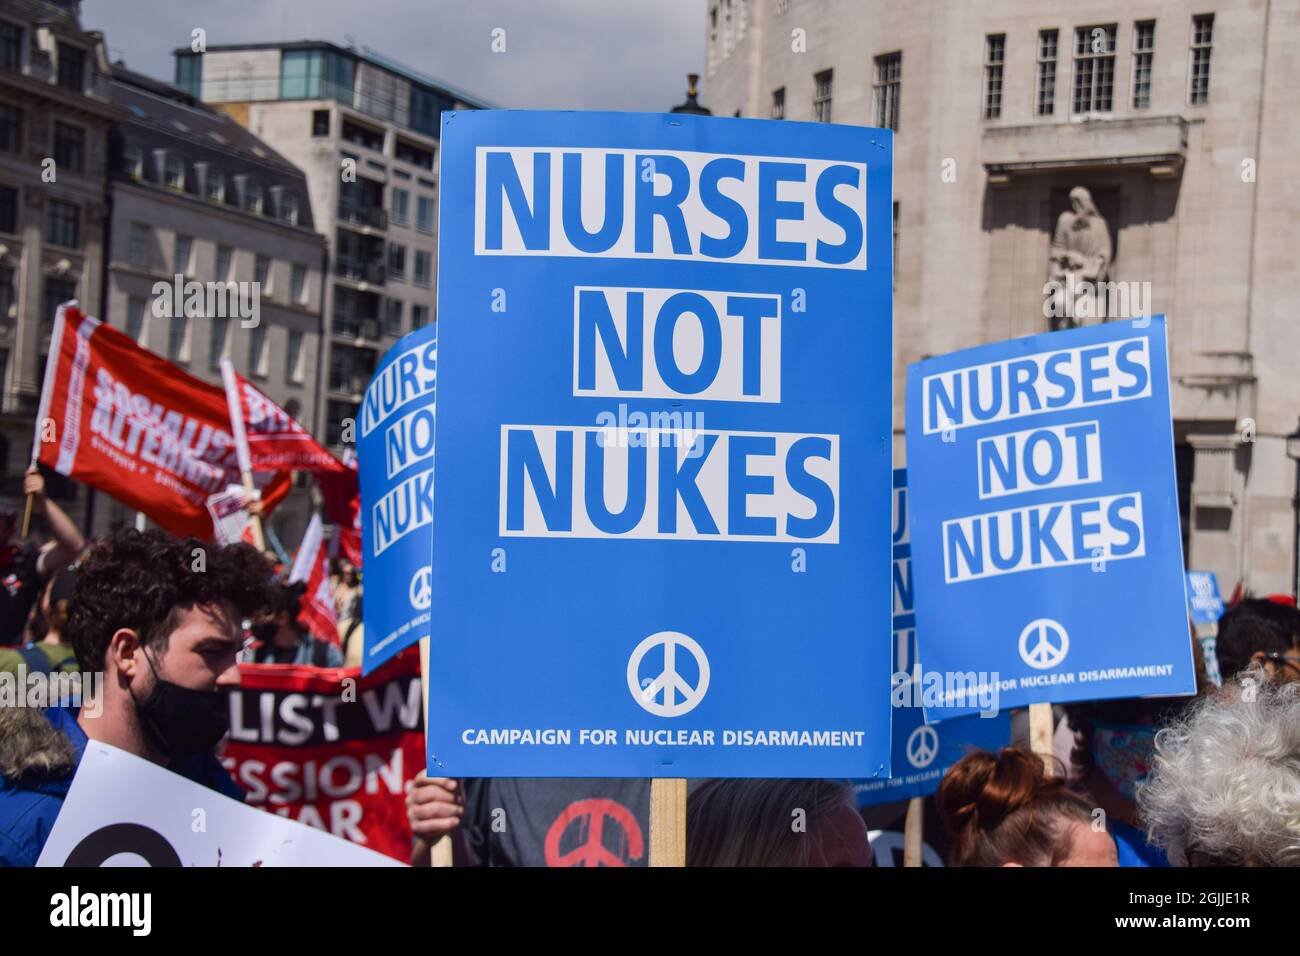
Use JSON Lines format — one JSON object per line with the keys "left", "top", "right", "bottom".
{"left": 220, "top": 358, "right": 266, "bottom": 551}
{"left": 25, "top": 304, "right": 71, "bottom": 539}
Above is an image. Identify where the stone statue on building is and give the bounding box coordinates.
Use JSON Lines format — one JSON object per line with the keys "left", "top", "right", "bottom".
{"left": 1045, "top": 186, "right": 1112, "bottom": 329}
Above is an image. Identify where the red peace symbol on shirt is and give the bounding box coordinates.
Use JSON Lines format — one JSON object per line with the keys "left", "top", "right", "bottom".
{"left": 543, "top": 798, "right": 645, "bottom": 867}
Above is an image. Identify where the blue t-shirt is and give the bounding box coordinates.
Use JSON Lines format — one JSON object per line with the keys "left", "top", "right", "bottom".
{"left": 0, "top": 706, "right": 244, "bottom": 866}
{"left": 1110, "top": 818, "right": 1170, "bottom": 867}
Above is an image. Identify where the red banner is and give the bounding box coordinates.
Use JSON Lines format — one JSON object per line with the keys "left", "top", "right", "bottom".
{"left": 289, "top": 514, "right": 339, "bottom": 645}
{"left": 220, "top": 358, "right": 363, "bottom": 565}
{"left": 221, "top": 650, "right": 423, "bottom": 863}
{"left": 35, "top": 304, "right": 289, "bottom": 539}
{"left": 221, "top": 359, "right": 343, "bottom": 473}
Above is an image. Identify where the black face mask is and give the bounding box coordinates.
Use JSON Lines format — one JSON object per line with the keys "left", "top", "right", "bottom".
{"left": 250, "top": 621, "right": 278, "bottom": 643}
{"left": 129, "top": 652, "right": 231, "bottom": 759}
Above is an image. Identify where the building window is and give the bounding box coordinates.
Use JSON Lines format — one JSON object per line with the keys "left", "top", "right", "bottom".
{"left": 384, "top": 298, "right": 404, "bottom": 336}
{"left": 983, "top": 34, "right": 1005, "bottom": 119}
{"left": 1132, "top": 21, "right": 1156, "bottom": 109}
{"left": 163, "top": 153, "right": 186, "bottom": 191}
{"left": 279, "top": 192, "right": 299, "bottom": 225}
{"left": 1073, "top": 24, "right": 1117, "bottom": 114}
{"left": 872, "top": 53, "right": 901, "bottom": 132}
{"left": 771, "top": 87, "right": 785, "bottom": 120}
{"left": 342, "top": 120, "right": 384, "bottom": 153}
{"left": 813, "top": 69, "right": 833, "bottom": 123}
{"left": 281, "top": 49, "right": 323, "bottom": 99}
{"left": 0, "top": 184, "right": 16, "bottom": 234}
{"left": 286, "top": 329, "right": 304, "bottom": 384}
{"left": 123, "top": 140, "right": 143, "bottom": 179}
{"left": 167, "top": 312, "right": 190, "bottom": 363}
{"left": 126, "top": 296, "right": 147, "bottom": 343}
{"left": 0, "top": 104, "right": 19, "bottom": 153}
{"left": 254, "top": 254, "right": 271, "bottom": 289}
{"left": 290, "top": 263, "right": 306, "bottom": 303}
{"left": 128, "top": 222, "right": 151, "bottom": 267}
{"left": 387, "top": 243, "right": 406, "bottom": 281}
{"left": 53, "top": 121, "right": 84, "bottom": 173}
{"left": 1189, "top": 14, "right": 1213, "bottom": 105}
{"left": 248, "top": 323, "right": 268, "bottom": 377}
{"left": 413, "top": 250, "right": 431, "bottom": 288}
{"left": 395, "top": 140, "right": 434, "bottom": 170}
{"left": 216, "top": 244, "right": 233, "bottom": 281}
{"left": 56, "top": 43, "right": 85, "bottom": 92}
{"left": 392, "top": 187, "right": 410, "bottom": 227}
{"left": 43, "top": 276, "right": 77, "bottom": 324}
{"left": 245, "top": 180, "right": 263, "bottom": 214}
{"left": 208, "top": 315, "right": 229, "bottom": 369}
{"left": 326, "top": 400, "right": 359, "bottom": 446}
{"left": 416, "top": 196, "right": 434, "bottom": 234}
{"left": 175, "top": 53, "right": 202, "bottom": 97}
{"left": 1036, "top": 30, "right": 1058, "bottom": 116}
{"left": 312, "top": 109, "right": 330, "bottom": 137}
{"left": 45, "top": 200, "right": 80, "bottom": 249}
{"left": 0, "top": 21, "right": 21, "bottom": 71}
{"left": 0, "top": 263, "right": 14, "bottom": 318}
{"left": 412, "top": 303, "right": 430, "bottom": 328}
{"left": 175, "top": 234, "right": 193, "bottom": 275}
{"left": 206, "top": 171, "right": 225, "bottom": 203}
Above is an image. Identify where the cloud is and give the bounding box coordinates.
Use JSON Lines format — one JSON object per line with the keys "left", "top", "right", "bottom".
{"left": 85, "top": 0, "right": 706, "bottom": 111}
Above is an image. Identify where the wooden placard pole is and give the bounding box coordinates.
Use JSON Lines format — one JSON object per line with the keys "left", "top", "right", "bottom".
{"left": 19, "top": 461, "right": 34, "bottom": 539}
{"left": 649, "top": 778, "right": 687, "bottom": 867}
{"left": 902, "top": 795, "right": 924, "bottom": 867}
{"left": 420, "top": 635, "right": 454, "bottom": 867}
{"left": 239, "top": 471, "right": 266, "bottom": 552}
{"left": 1028, "top": 702, "right": 1055, "bottom": 776}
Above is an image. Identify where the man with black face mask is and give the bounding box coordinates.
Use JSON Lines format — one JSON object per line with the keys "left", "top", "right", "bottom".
{"left": 0, "top": 528, "right": 275, "bottom": 866}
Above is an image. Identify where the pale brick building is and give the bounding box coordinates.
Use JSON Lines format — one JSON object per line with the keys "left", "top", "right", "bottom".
{"left": 702, "top": 0, "right": 1300, "bottom": 596}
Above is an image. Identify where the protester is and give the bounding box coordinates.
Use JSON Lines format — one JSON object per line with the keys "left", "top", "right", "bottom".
{"left": 1215, "top": 597, "right": 1300, "bottom": 686}
{"left": 936, "top": 747, "right": 1117, "bottom": 866}
{"left": 333, "top": 559, "right": 360, "bottom": 620}
{"left": 338, "top": 593, "right": 364, "bottom": 669}
{"left": 687, "top": 779, "right": 871, "bottom": 866}
{"left": 0, "top": 566, "right": 79, "bottom": 676}
{"left": 0, "top": 468, "right": 85, "bottom": 645}
{"left": 406, "top": 775, "right": 653, "bottom": 867}
{"left": 0, "top": 528, "right": 273, "bottom": 866}
{"left": 1138, "top": 672, "right": 1300, "bottom": 866}
{"left": 242, "top": 581, "right": 344, "bottom": 667}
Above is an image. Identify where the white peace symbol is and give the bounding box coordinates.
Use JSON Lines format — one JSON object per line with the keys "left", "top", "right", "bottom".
{"left": 1018, "top": 618, "right": 1070, "bottom": 670}
{"left": 905, "top": 725, "right": 939, "bottom": 769}
{"left": 626, "top": 632, "right": 710, "bottom": 718}
{"left": 409, "top": 566, "right": 432, "bottom": 611}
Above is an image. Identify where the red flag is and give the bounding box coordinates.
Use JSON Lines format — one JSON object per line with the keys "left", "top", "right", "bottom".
{"left": 221, "top": 358, "right": 343, "bottom": 473}
{"left": 288, "top": 514, "right": 338, "bottom": 645}
{"left": 220, "top": 358, "right": 362, "bottom": 564}
{"left": 35, "top": 304, "right": 290, "bottom": 539}
{"left": 221, "top": 650, "right": 423, "bottom": 862}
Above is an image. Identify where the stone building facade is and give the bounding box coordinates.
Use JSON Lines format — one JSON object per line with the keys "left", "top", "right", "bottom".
{"left": 175, "top": 41, "right": 490, "bottom": 452}
{"left": 102, "top": 67, "right": 327, "bottom": 545}
{"left": 0, "top": 0, "right": 118, "bottom": 511}
{"left": 702, "top": 0, "right": 1300, "bottom": 596}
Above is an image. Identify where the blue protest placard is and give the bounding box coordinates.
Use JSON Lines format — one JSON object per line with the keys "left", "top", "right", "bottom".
{"left": 904, "top": 317, "right": 1196, "bottom": 717}
{"left": 854, "top": 470, "right": 1010, "bottom": 808}
{"left": 358, "top": 324, "right": 437, "bottom": 674}
{"left": 427, "top": 109, "right": 893, "bottom": 777}
{"left": 1185, "top": 571, "right": 1224, "bottom": 625}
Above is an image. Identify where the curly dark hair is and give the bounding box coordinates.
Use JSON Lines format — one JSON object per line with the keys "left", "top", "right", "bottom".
{"left": 69, "top": 528, "right": 276, "bottom": 673}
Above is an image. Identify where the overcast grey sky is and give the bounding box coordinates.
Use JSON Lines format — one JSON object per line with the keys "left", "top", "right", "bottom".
{"left": 83, "top": 0, "right": 705, "bottom": 110}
